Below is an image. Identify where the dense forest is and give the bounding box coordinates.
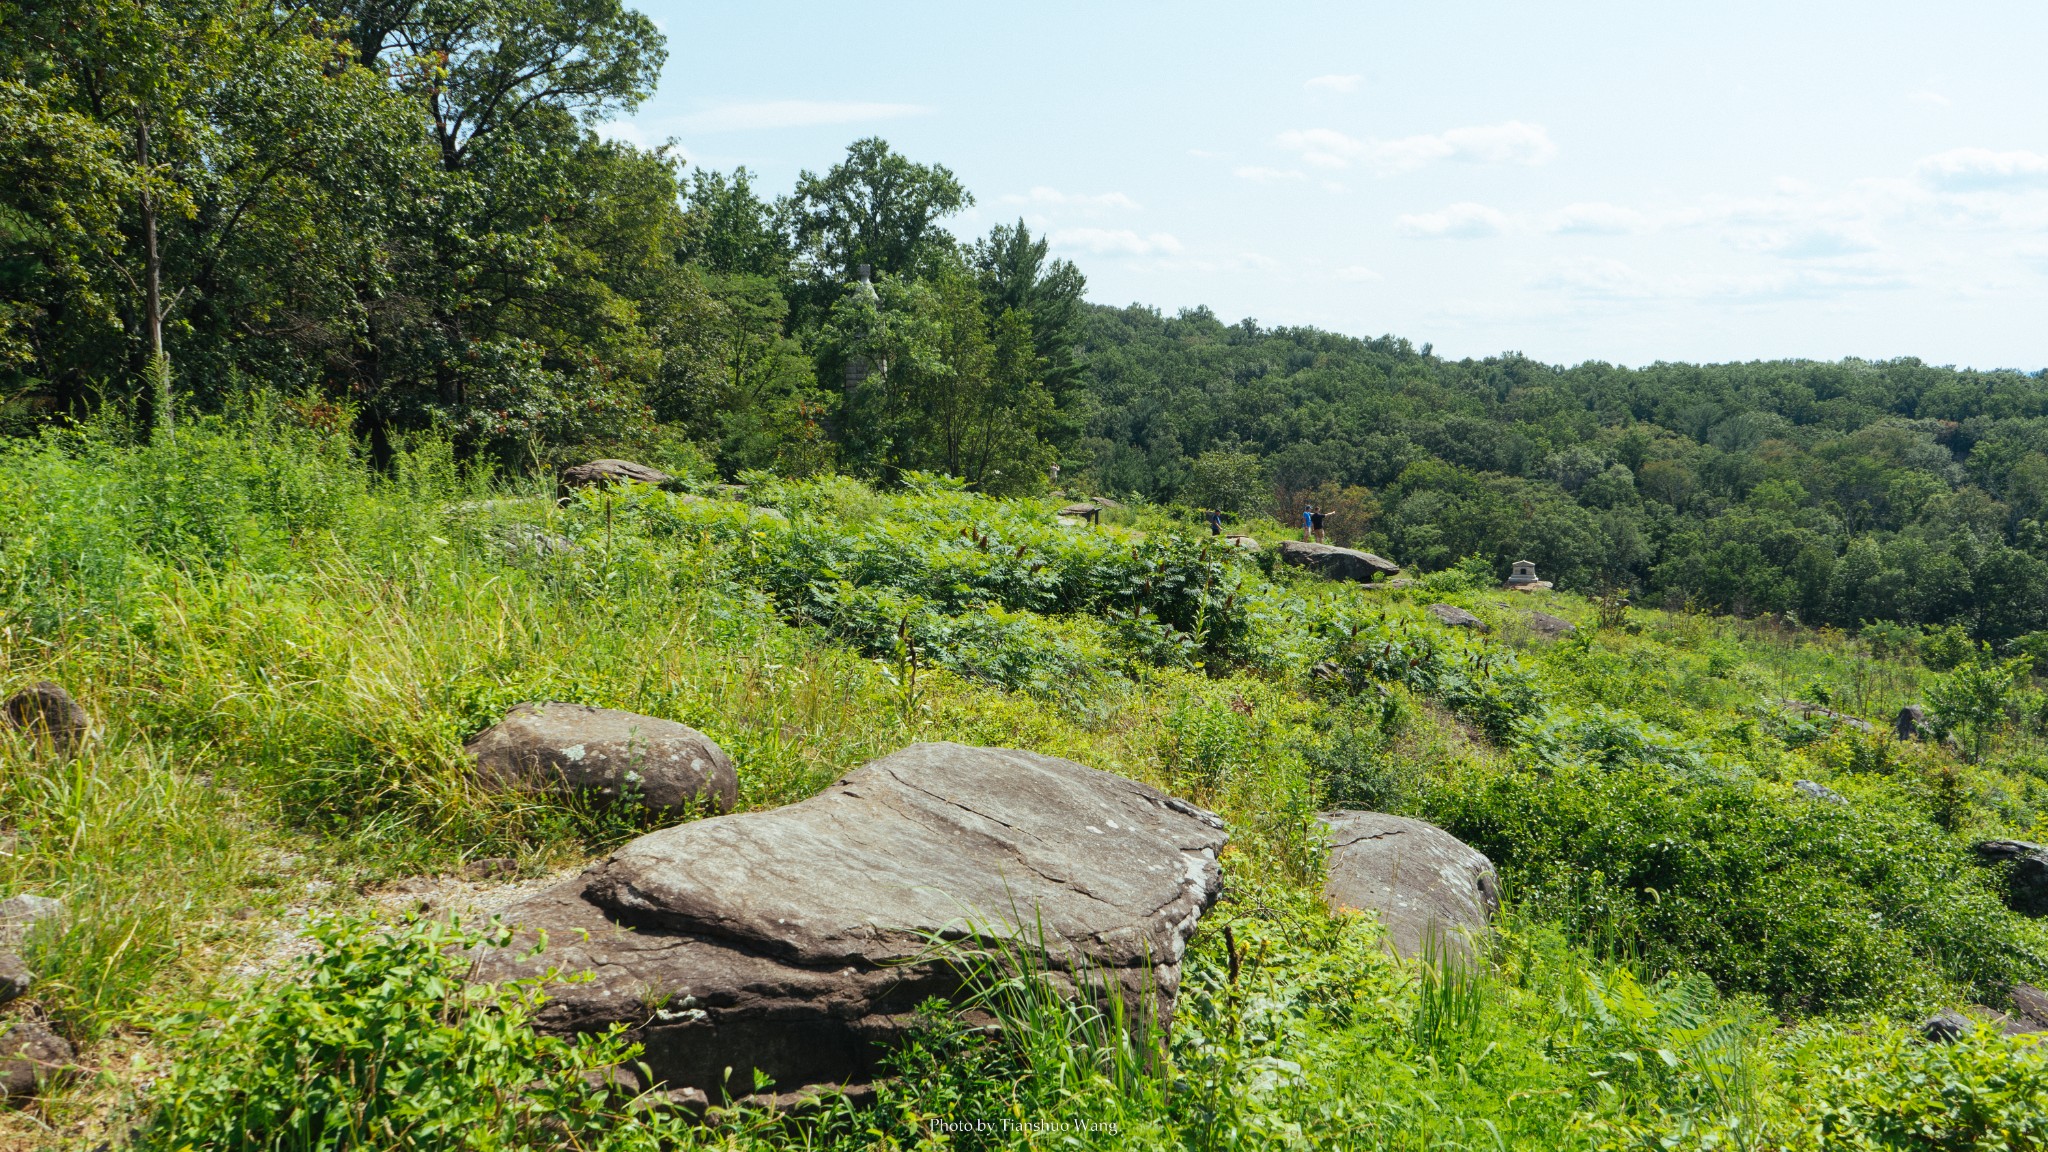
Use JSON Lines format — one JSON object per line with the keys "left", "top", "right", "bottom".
{"left": 7, "top": 0, "right": 2048, "bottom": 647}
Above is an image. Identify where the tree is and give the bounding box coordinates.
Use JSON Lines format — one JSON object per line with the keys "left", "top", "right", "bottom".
{"left": 3, "top": 0, "right": 423, "bottom": 434}
{"left": 970, "top": 219, "right": 1087, "bottom": 398}
{"left": 678, "top": 167, "right": 789, "bottom": 278}
{"left": 784, "top": 138, "right": 970, "bottom": 301}
{"left": 818, "top": 263, "right": 1053, "bottom": 492}
{"left": 1183, "top": 449, "right": 1268, "bottom": 517}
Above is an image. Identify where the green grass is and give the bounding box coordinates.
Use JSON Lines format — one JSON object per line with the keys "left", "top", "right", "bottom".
{"left": 3, "top": 412, "right": 2048, "bottom": 1147}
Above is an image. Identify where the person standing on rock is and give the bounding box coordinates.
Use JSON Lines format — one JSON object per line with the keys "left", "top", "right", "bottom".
{"left": 1302, "top": 504, "right": 1316, "bottom": 541}
{"left": 1311, "top": 507, "right": 1328, "bottom": 543}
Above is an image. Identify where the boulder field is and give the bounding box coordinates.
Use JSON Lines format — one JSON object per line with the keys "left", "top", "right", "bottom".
{"left": 474, "top": 742, "right": 1228, "bottom": 1105}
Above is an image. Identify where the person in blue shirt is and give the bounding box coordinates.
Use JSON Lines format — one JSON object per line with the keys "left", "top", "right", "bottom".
{"left": 1302, "top": 505, "right": 1315, "bottom": 541}
{"left": 1207, "top": 508, "right": 1223, "bottom": 536}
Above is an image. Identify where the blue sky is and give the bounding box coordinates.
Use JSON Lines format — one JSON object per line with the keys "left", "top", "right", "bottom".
{"left": 606, "top": 1, "right": 2048, "bottom": 370}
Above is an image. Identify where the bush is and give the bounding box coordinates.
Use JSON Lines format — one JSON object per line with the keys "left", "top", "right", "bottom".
{"left": 1422, "top": 760, "right": 2048, "bottom": 1013}
{"left": 137, "top": 916, "right": 685, "bottom": 1151}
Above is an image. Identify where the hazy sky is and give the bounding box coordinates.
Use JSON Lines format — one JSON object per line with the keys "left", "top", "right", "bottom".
{"left": 608, "top": 1, "right": 2048, "bottom": 370}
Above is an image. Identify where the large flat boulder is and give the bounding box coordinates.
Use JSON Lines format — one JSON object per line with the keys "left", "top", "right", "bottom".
{"left": 465, "top": 704, "right": 738, "bottom": 814}
{"left": 1319, "top": 812, "right": 1499, "bottom": 958}
{"left": 1276, "top": 541, "right": 1400, "bottom": 584}
{"left": 474, "top": 742, "right": 1227, "bottom": 1102}
{"left": 559, "top": 459, "right": 672, "bottom": 490}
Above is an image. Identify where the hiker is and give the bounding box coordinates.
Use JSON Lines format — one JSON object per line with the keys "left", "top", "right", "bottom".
{"left": 1312, "top": 506, "right": 1328, "bottom": 543}
{"left": 1207, "top": 508, "right": 1223, "bottom": 536}
{"left": 1302, "top": 504, "right": 1315, "bottom": 541}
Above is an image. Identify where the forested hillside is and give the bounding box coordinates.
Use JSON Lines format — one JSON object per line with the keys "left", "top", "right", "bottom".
{"left": 1075, "top": 307, "right": 2048, "bottom": 640}
{"left": 8, "top": 0, "right": 2048, "bottom": 650}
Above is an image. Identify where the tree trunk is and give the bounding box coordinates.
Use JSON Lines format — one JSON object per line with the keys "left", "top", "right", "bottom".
{"left": 138, "top": 118, "right": 172, "bottom": 440}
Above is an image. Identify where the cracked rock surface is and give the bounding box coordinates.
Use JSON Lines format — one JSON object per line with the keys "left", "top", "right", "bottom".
{"left": 473, "top": 742, "right": 1228, "bottom": 1101}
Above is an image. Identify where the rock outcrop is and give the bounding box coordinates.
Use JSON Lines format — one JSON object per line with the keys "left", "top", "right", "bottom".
{"left": 1974, "top": 839, "right": 2048, "bottom": 917}
{"left": 2, "top": 683, "right": 88, "bottom": 752}
{"left": 1896, "top": 705, "right": 1929, "bottom": 740}
{"left": 1276, "top": 541, "right": 1401, "bottom": 584}
{"left": 1526, "top": 611, "right": 1575, "bottom": 639}
{"left": 559, "top": 459, "right": 672, "bottom": 490}
{"left": 465, "top": 704, "right": 738, "bottom": 814}
{"left": 1318, "top": 812, "right": 1499, "bottom": 958}
{"left": 1426, "top": 604, "right": 1488, "bottom": 632}
{"left": 474, "top": 742, "right": 1228, "bottom": 1103}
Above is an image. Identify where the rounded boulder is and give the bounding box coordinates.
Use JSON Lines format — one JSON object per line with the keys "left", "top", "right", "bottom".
{"left": 465, "top": 703, "right": 737, "bottom": 814}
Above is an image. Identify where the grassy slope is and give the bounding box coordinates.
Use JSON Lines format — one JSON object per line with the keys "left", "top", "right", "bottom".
{"left": 1, "top": 414, "right": 2046, "bottom": 1148}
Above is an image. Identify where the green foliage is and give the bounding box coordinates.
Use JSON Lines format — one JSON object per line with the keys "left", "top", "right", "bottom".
{"left": 1784, "top": 1023, "right": 2048, "bottom": 1150}
{"left": 1183, "top": 449, "right": 1269, "bottom": 517}
{"left": 1921, "top": 623, "right": 1976, "bottom": 672}
{"left": 8, "top": 416, "right": 2048, "bottom": 1146}
{"left": 1928, "top": 653, "right": 2032, "bottom": 760}
{"left": 137, "top": 915, "right": 684, "bottom": 1151}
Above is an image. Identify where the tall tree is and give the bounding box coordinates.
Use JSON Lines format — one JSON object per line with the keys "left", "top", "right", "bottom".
{"left": 970, "top": 219, "right": 1086, "bottom": 396}
{"left": 783, "top": 138, "right": 970, "bottom": 319}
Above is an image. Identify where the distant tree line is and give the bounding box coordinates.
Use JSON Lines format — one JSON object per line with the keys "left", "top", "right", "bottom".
{"left": 6, "top": 0, "right": 2048, "bottom": 641}
{"left": 1075, "top": 305, "right": 2048, "bottom": 642}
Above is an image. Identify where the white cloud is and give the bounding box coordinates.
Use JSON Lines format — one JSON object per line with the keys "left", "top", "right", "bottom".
{"left": 996, "top": 186, "right": 1140, "bottom": 211}
{"left": 1724, "top": 224, "right": 1881, "bottom": 259}
{"left": 1234, "top": 166, "right": 1307, "bottom": 182}
{"left": 679, "top": 100, "right": 930, "bottom": 132}
{"left": 1908, "top": 90, "right": 1951, "bottom": 107}
{"left": 1550, "top": 202, "right": 1647, "bottom": 235}
{"left": 1536, "top": 256, "right": 1910, "bottom": 303}
{"left": 1334, "top": 265, "right": 1382, "bottom": 281}
{"left": 1280, "top": 121, "right": 1555, "bottom": 174}
{"left": 1398, "top": 202, "right": 1511, "bottom": 238}
{"left": 1917, "top": 148, "right": 2048, "bottom": 191}
{"left": 1050, "top": 228, "right": 1184, "bottom": 256}
{"left": 1304, "top": 74, "right": 1363, "bottom": 94}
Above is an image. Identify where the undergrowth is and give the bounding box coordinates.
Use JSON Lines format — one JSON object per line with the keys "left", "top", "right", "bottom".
{"left": 2, "top": 413, "right": 2047, "bottom": 1147}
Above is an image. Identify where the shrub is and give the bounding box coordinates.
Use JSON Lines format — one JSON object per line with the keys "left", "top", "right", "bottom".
{"left": 137, "top": 916, "right": 684, "bottom": 1152}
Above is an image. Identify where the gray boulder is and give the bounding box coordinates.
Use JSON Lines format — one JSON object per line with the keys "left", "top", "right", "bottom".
{"left": 1920, "top": 1009, "right": 1975, "bottom": 1044}
{"left": 473, "top": 742, "right": 1227, "bottom": 1103}
{"left": 465, "top": 704, "right": 737, "bottom": 814}
{"left": 0, "top": 1019, "right": 71, "bottom": 1098}
{"left": 1793, "top": 780, "right": 1847, "bottom": 805}
{"left": 1526, "top": 611, "right": 1575, "bottom": 638}
{"left": 2, "top": 683, "right": 88, "bottom": 752}
{"left": 1426, "top": 604, "right": 1488, "bottom": 633}
{"left": 1896, "top": 705, "right": 1929, "bottom": 740}
{"left": 1319, "top": 812, "right": 1499, "bottom": 958}
{"left": 1276, "top": 541, "right": 1401, "bottom": 584}
{"left": 560, "top": 459, "right": 672, "bottom": 490}
{"left": 0, "top": 895, "right": 66, "bottom": 947}
{"left": 1974, "top": 840, "right": 2048, "bottom": 917}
